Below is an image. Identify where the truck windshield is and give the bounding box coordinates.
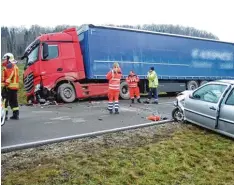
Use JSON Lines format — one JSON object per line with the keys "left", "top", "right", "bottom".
{"left": 24, "top": 45, "right": 39, "bottom": 70}
{"left": 23, "top": 39, "right": 40, "bottom": 70}
{"left": 27, "top": 45, "right": 39, "bottom": 65}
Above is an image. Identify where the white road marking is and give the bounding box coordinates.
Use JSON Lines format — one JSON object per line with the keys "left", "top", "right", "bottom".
{"left": 32, "top": 111, "right": 54, "bottom": 113}
{"left": 50, "top": 116, "right": 71, "bottom": 121}
{"left": 72, "top": 118, "right": 86, "bottom": 123}
{"left": 44, "top": 122, "right": 54, "bottom": 124}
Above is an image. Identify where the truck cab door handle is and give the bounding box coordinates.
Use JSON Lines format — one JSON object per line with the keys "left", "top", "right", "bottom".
{"left": 57, "top": 68, "right": 63, "bottom": 72}
{"left": 209, "top": 106, "right": 216, "bottom": 110}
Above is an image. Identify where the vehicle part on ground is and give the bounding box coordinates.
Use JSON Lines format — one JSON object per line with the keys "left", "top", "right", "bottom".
{"left": 57, "top": 83, "right": 76, "bottom": 103}
{"left": 1, "top": 119, "right": 173, "bottom": 153}
{"left": 187, "top": 80, "right": 199, "bottom": 90}
{"left": 147, "top": 115, "right": 161, "bottom": 121}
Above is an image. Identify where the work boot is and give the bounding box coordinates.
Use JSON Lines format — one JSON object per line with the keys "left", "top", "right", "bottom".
{"left": 143, "top": 100, "right": 150, "bottom": 104}
{"left": 137, "top": 98, "right": 141, "bottom": 103}
{"left": 10, "top": 110, "right": 19, "bottom": 120}
{"left": 131, "top": 99, "right": 134, "bottom": 104}
{"left": 109, "top": 110, "right": 113, "bottom": 114}
{"left": 114, "top": 109, "right": 119, "bottom": 114}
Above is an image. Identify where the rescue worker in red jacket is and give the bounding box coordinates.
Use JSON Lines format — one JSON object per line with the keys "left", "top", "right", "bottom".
{"left": 3, "top": 53, "right": 20, "bottom": 120}
{"left": 106, "top": 62, "right": 122, "bottom": 114}
{"left": 126, "top": 70, "right": 141, "bottom": 103}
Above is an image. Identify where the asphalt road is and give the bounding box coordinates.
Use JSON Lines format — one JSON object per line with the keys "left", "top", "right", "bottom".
{"left": 1, "top": 97, "right": 175, "bottom": 148}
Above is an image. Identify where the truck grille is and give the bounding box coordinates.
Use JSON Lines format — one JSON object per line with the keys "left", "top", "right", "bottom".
{"left": 24, "top": 72, "right": 34, "bottom": 93}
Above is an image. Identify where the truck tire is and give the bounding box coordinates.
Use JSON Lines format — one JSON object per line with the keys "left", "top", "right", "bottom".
{"left": 57, "top": 83, "right": 76, "bottom": 103}
{"left": 120, "top": 81, "right": 130, "bottom": 99}
{"left": 187, "top": 80, "right": 199, "bottom": 90}
{"left": 200, "top": 80, "right": 208, "bottom": 86}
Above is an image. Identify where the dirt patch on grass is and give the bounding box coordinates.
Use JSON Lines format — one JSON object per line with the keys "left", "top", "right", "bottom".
{"left": 2, "top": 123, "right": 234, "bottom": 185}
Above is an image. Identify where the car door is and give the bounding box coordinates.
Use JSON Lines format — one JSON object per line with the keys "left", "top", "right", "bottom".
{"left": 184, "top": 83, "right": 228, "bottom": 129}
{"left": 218, "top": 86, "right": 234, "bottom": 135}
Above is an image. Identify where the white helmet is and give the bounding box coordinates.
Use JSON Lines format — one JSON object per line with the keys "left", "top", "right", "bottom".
{"left": 2, "top": 53, "right": 17, "bottom": 64}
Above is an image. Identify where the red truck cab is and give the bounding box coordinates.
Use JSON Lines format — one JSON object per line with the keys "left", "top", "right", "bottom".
{"left": 22, "top": 28, "right": 108, "bottom": 103}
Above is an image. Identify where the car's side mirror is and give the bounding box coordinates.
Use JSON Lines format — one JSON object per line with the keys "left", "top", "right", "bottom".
{"left": 42, "top": 42, "right": 49, "bottom": 60}
{"left": 189, "top": 94, "right": 193, "bottom": 99}
{"left": 190, "top": 93, "right": 201, "bottom": 100}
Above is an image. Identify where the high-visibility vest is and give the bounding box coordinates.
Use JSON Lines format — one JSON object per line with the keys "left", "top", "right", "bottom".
{"left": 126, "top": 74, "right": 139, "bottom": 88}
{"left": 106, "top": 67, "right": 122, "bottom": 90}
{"left": 5, "top": 63, "right": 19, "bottom": 90}
{"left": 1, "top": 61, "right": 8, "bottom": 87}
{"left": 147, "top": 70, "right": 158, "bottom": 88}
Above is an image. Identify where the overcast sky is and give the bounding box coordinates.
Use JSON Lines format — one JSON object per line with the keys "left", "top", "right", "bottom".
{"left": 1, "top": 0, "right": 234, "bottom": 42}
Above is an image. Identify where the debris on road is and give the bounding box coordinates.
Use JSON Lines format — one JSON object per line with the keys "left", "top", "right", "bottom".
{"left": 147, "top": 115, "right": 161, "bottom": 121}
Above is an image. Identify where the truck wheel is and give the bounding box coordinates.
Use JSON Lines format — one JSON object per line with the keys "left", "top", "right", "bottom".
{"left": 200, "top": 80, "right": 208, "bottom": 86}
{"left": 187, "top": 80, "right": 199, "bottom": 90}
{"left": 120, "top": 81, "right": 130, "bottom": 99}
{"left": 57, "top": 83, "right": 76, "bottom": 103}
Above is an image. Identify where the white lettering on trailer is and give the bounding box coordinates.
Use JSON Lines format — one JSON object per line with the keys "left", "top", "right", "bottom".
{"left": 220, "top": 63, "right": 234, "bottom": 69}
{"left": 192, "top": 49, "right": 233, "bottom": 61}
{"left": 192, "top": 61, "right": 213, "bottom": 68}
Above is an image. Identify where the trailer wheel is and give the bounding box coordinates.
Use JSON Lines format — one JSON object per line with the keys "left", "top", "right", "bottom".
{"left": 57, "top": 83, "right": 76, "bottom": 103}
{"left": 187, "top": 80, "right": 199, "bottom": 90}
{"left": 120, "top": 81, "right": 130, "bottom": 99}
{"left": 200, "top": 80, "right": 208, "bottom": 86}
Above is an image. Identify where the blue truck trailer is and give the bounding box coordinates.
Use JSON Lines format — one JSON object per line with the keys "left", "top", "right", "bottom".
{"left": 78, "top": 24, "right": 234, "bottom": 99}
{"left": 22, "top": 24, "right": 234, "bottom": 103}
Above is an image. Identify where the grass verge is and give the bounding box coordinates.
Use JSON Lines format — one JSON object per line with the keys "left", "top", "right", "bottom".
{"left": 2, "top": 123, "right": 234, "bottom": 185}
{"left": 18, "top": 64, "right": 27, "bottom": 104}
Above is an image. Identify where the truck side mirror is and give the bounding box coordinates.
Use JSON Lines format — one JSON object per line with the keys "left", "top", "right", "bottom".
{"left": 42, "top": 42, "right": 49, "bottom": 60}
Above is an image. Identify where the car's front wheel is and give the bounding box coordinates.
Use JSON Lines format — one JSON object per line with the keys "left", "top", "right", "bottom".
{"left": 172, "top": 108, "right": 184, "bottom": 122}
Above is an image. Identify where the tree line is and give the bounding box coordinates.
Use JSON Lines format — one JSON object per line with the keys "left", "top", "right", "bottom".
{"left": 1, "top": 24, "right": 219, "bottom": 59}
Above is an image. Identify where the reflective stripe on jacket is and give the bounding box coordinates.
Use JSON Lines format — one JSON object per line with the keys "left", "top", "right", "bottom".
{"left": 126, "top": 74, "right": 139, "bottom": 88}
{"left": 5, "top": 63, "right": 19, "bottom": 90}
{"left": 106, "top": 67, "right": 122, "bottom": 90}
{"left": 1, "top": 61, "right": 8, "bottom": 87}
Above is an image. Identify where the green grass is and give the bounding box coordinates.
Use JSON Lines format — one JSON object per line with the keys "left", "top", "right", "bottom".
{"left": 2, "top": 124, "right": 234, "bottom": 185}
{"left": 18, "top": 64, "right": 27, "bottom": 104}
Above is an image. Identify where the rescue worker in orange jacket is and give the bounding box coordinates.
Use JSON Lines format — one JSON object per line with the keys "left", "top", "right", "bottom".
{"left": 2, "top": 53, "right": 20, "bottom": 120}
{"left": 1, "top": 58, "right": 9, "bottom": 120}
{"left": 2, "top": 53, "right": 14, "bottom": 120}
{"left": 126, "top": 70, "right": 141, "bottom": 103}
{"left": 106, "top": 62, "right": 122, "bottom": 114}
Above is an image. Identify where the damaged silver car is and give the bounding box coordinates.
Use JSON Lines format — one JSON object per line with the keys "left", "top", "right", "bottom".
{"left": 183, "top": 80, "right": 234, "bottom": 138}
